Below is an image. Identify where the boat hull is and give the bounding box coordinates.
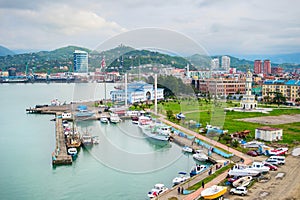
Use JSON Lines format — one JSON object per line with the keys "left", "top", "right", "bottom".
{"left": 201, "top": 186, "right": 227, "bottom": 199}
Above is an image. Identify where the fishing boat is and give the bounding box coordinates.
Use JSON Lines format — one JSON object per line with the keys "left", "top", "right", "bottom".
{"left": 109, "top": 113, "right": 121, "bottom": 123}
{"left": 190, "top": 165, "right": 207, "bottom": 177}
{"left": 192, "top": 150, "right": 208, "bottom": 162}
{"left": 141, "top": 123, "right": 171, "bottom": 141}
{"left": 147, "top": 183, "right": 168, "bottom": 198}
{"left": 172, "top": 172, "right": 189, "bottom": 185}
{"left": 67, "top": 147, "right": 77, "bottom": 156}
{"left": 201, "top": 185, "right": 227, "bottom": 199}
{"left": 232, "top": 176, "right": 252, "bottom": 187}
{"left": 228, "top": 164, "right": 261, "bottom": 177}
{"left": 182, "top": 146, "right": 193, "bottom": 153}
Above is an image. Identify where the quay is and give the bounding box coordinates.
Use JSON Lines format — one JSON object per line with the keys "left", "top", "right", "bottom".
{"left": 52, "top": 113, "right": 72, "bottom": 165}
{"left": 155, "top": 115, "right": 252, "bottom": 200}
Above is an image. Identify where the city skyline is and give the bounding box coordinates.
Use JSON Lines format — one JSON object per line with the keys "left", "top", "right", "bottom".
{"left": 0, "top": 0, "right": 300, "bottom": 55}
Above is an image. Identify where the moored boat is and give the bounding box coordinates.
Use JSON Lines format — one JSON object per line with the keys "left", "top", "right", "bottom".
{"left": 190, "top": 165, "right": 207, "bottom": 177}
{"left": 172, "top": 172, "right": 189, "bottom": 185}
{"left": 182, "top": 146, "right": 193, "bottom": 153}
{"left": 192, "top": 150, "right": 208, "bottom": 162}
{"left": 67, "top": 147, "right": 77, "bottom": 156}
{"left": 141, "top": 123, "right": 171, "bottom": 141}
{"left": 92, "top": 136, "right": 100, "bottom": 144}
{"left": 109, "top": 113, "right": 121, "bottom": 123}
{"left": 81, "top": 132, "right": 93, "bottom": 146}
{"left": 100, "top": 117, "right": 109, "bottom": 123}
{"left": 201, "top": 185, "right": 227, "bottom": 199}
{"left": 147, "top": 183, "right": 168, "bottom": 198}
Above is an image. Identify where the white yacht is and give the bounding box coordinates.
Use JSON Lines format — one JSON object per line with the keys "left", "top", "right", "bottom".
{"left": 228, "top": 164, "right": 260, "bottom": 177}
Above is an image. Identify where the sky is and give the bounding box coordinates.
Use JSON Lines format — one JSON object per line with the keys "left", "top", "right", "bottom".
{"left": 0, "top": 0, "right": 300, "bottom": 55}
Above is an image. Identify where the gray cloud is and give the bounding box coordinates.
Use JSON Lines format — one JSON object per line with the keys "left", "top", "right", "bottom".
{"left": 0, "top": 0, "right": 300, "bottom": 54}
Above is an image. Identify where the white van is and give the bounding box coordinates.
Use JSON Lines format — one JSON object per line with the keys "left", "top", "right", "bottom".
{"left": 268, "top": 156, "right": 285, "bottom": 165}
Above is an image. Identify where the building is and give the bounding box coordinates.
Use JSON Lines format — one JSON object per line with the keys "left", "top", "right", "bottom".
{"left": 211, "top": 58, "right": 219, "bottom": 70}
{"left": 263, "top": 60, "right": 271, "bottom": 75}
{"left": 254, "top": 60, "right": 263, "bottom": 74}
{"left": 221, "top": 56, "right": 230, "bottom": 71}
{"left": 255, "top": 126, "right": 283, "bottom": 142}
{"left": 8, "top": 67, "right": 17, "bottom": 76}
{"left": 262, "top": 79, "right": 300, "bottom": 102}
{"left": 110, "top": 81, "right": 164, "bottom": 104}
{"left": 240, "top": 70, "right": 257, "bottom": 109}
{"left": 73, "top": 50, "right": 88, "bottom": 73}
{"left": 197, "top": 77, "right": 246, "bottom": 96}
{"left": 271, "top": 67, "right": 284, "bottom": 75}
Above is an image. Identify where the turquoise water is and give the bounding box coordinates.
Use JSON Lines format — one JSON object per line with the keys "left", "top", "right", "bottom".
{"left": 0, "top": 83, "right": 204, "bottom": 200}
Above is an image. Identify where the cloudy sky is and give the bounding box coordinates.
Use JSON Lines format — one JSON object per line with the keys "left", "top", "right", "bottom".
{"left": 0, "top": 0, "right": 299, "bottom": 55}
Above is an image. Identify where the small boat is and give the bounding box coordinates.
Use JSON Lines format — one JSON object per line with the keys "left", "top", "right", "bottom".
{"left": 182, "top": 146, "right": 193, "bottom": 153}
{"left": 100, "top": 117, "right": 109, "bottom": 123}
{"left": 172, "top": 172, "right": 189, "bottom": 185}
{"left": 201, "top": 185, "right": 227, "bottom": 199}
{"left": 109, "top": 113, "right": 121, "bottom": 123}
{"left": 67, "top": 147, "right": 77, "bottom": 156}
{"left": 147, "top": 183, "right": 168, "bottom": 198}
{"left": 92, "top": 136, "right": 100, "bottom": 144}
{"left": 228, "top": 164, "right": 260, "bottom": 177}
{"left": 193, "top": 150, "right": 208, "bottom": 162}
{"left": 190, "top": 165, "right": 207, "bottom": 177}
{"left": 232, "top": 176, "right": 252, "bottom": 187}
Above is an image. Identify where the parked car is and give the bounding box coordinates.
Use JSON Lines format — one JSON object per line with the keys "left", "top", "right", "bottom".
{"left": 264, "top": 158, "right": 280, "bottom": 166}
{"left": 262, "top": 162, "right": 278, "bottom": 171}
{"left": 230, "top": 186, "right": 247, "bottom": 196}
{"left": 247, "top": 150, "right": 258, "bottom": 157}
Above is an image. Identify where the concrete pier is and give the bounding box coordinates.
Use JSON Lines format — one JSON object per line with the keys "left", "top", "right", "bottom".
{"left": 52, "top": 114, "right": 72, "bottom": 165}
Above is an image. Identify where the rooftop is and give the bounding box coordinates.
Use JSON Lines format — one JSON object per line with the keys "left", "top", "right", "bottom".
{"left": 256, "top": 126, "right": 282, "bottom": 131}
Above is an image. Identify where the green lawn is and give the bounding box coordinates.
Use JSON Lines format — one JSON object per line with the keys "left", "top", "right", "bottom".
{"left": 157, "top": 99, "right": 300, "bottom": 146}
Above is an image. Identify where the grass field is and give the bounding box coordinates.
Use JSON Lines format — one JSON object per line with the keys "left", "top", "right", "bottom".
{"left": 157, "top": 99, "right": 300, "bottom": 146}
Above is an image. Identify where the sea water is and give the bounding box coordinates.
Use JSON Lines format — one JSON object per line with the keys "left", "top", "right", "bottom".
{"left": 0, "top": 83, "right": 205, "bottom": 200}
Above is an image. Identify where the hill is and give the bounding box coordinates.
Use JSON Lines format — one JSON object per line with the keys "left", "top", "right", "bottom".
{"left": 235, "top": 53, "right": 300, "bottom": 64}
{"left": 0, "top": 45, "right": 299, "bottom": 73}
{"left": 0, "top": 45, "right": 15, "bottom": 56}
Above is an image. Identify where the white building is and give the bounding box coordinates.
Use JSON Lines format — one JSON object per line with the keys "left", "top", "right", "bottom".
{"left": 74, "top": 50, "right": 88, "bottom": 73}
{"left": 240, "top": 70, "right": 257, "bottom": 109}
{"left": 222, "top": 56, "right": 230, "bottom": 71}
{"left": 211, "top": 58, "right": 219, "bottom": 69}
{"left": 255, "top": 126, "right": 283, "bottom": 142}
{"left": 110, "top": 81, "right": 164, "bottom": 104}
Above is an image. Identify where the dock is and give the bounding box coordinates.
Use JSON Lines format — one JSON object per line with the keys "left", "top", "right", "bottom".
{"left": 52, "top": 114, "right": 72, "bottom": 165}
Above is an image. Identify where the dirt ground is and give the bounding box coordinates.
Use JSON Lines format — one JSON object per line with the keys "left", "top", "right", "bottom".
{"left": 236, "top": 114, "right": 300, "bottom": 125}
{"left": 225, "top": 154, "right": 300, "bottom": 200}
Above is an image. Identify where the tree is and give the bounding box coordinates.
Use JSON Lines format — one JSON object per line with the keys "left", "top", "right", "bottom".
{"left": 295, "top": 98, "right": 300, "bottom": 105}
{"left": 272, "top": 92, "right": 286, "bottom": 107}
{"left": 166, "top": 110, "right": 174, "bottom": 120}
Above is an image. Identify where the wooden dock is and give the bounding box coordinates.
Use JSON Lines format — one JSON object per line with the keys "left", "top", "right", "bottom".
{"left": 52, "top": 114, "right": 72, "bottom": 165}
